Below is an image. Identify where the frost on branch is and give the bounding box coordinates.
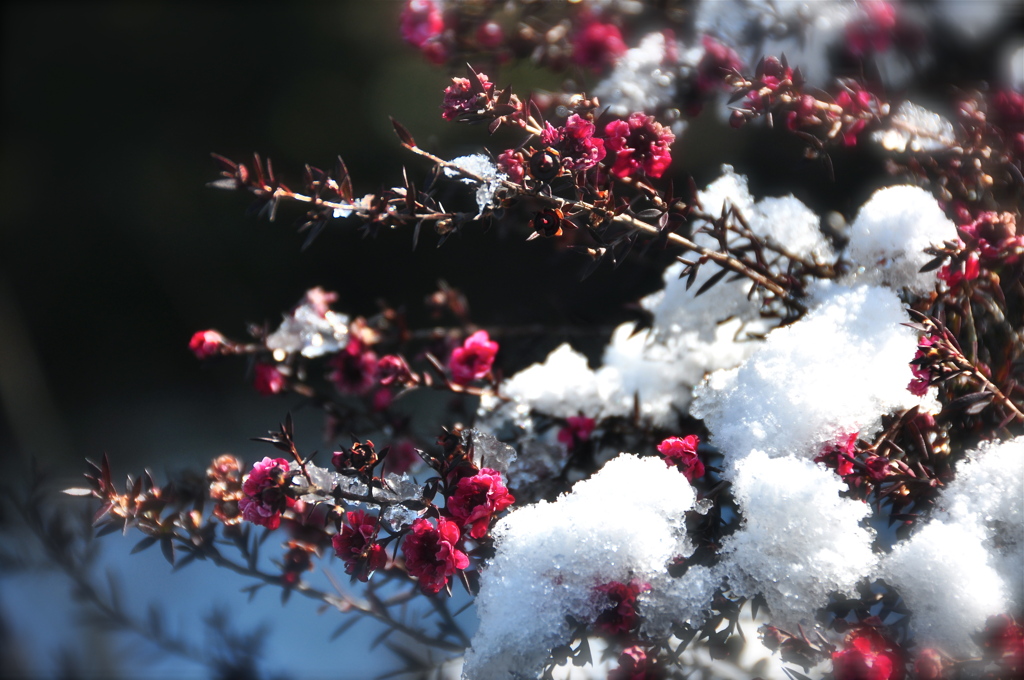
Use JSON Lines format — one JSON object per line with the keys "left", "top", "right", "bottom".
{"left": 463, "top": 454, "right": 697, "bottom": 680}
{"left": 691, "top": 284, "right": 925, "bottom": 470}
{"left": 265, "top": 287, "right": 350, "bottom": 359}
{"left": 502, "top": 166, "right": 835, "bottom": 426}
{"left": 719, "top": 450, "right": 876, "bottom": 632}
{"left": 443, "top": 153, "right": 507, "bottom": 216}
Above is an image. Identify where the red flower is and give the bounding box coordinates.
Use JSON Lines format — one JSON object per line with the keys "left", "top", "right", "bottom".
{"left": 446, "top": 468, "right": 515, "bottom": 539}
{"left": 189, "top": 329, "right": 225, "bottom": 359}
{"left": 845, "top": 1, "right": 898, "bottom": 56}
{"left": 571, "top": 21, "right": 627, "bottom": 71}
{"left": 834, "top": 86, "right": 880, "bottom": 146}
{"left": 253, "top": 363, "right": 286, "bottom": 396}
{"left": 960, "top": 211, "right": 1023, "bottom": 264}
{"left": 330, "top": 338, "right": 378, "bottom": 395}
{"left": 449, "top": 330, "right": 498, "bottom": 385}
{"left": 937, "top": 251, "right": 981, "bottom": 288}
{"left": 594, "top": 580, "right": 649, "bottom": 635}
{"left": 863, "top": 455, "right": 891, "bottom": 483}
{"left": 832, "top": 633, "right": 899, "bottom": 680}
{"left": 908, "top": 335, "right": 939, "bottom": 396}
{"left": 399, "top": 0, "right": 443, "bottom": 49}
{"left": 557, "top": 416, "right": 596, "bottom": 449}
{"left": 656, "top": 435, "right": 704, "bottom": 481}
{"left": 238, "top": 457, "right": 295, "bottom": 529}
{"left": 402, "top": 517, "right": 469, "bottom": 594}
{"left": 604, "top": 113, "right": 675, "bottom": 179}
{"left": 496, "top": 149, "right": 525, "bottom": 184}
{"left": 377, "top": 354, "right": 413, "bottom": 386}
{"left": 695, "top": 36, "right": 743, "bottom": 93}
{"left": 441, "top": 74, "right": 492, "bottom": 122}
{"left": 540, "top": 114, "right": 606, "bottom": 172}
{"left": 333, "top": 510, "right": 387, "bottom": 582}
{"left": 981, "top": 614, "right": 1024, "bottom": 673}
{"left": 609, "top": 646, "right": 656, "bottom": 680}
{"left": 814, "top": 432, "right": 858, "bottom": 477}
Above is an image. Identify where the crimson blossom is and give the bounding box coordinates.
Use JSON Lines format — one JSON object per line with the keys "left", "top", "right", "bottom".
{"left": 540, "top": 114, "right": 606, "bottom": 172}
{"left": 570, "top": 20, "right": 627, "bottom": 71}
{"left": 330, "top": 338, "right": 378, "bottom": 395}
{"left": 402, "top": 517, "right": 469, "bottom": 594}
{"left": 603, "top": 113, "right": 675, "bottom": 179}
{"left": 656, "top": 435, "right": 704, "bottom": 481}
{"left": 399, "top": 0, "right": 443, "bottom": 49}
{"left": 332, "top": 510, "right": 387, "bottom": 582}
{"left": 238, "top": 457, "right": 295, "bottom": 530}
{"left": 253, "top": 362, "right": 286, "bottom": 396}
{"left": 594, "top": 580, "right": 650, "bottom": 635}
{"left": 446, "top": 468, "right": 515, "bottom": 539}
{"left": 441, "top": 74, "right": 491, "bottom": 121}
{"left": 831, "top": 631, "right": 901, "bottom": 680}
{"left": 188, "top": 329, "right": 225, "bottom": 359}
{"left": 448, "top": 330, "right": 498, "bottom": 385}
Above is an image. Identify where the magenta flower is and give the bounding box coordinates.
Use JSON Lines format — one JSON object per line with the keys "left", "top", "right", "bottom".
{"left": 540, "top": 114, "right": 606, "bottom": 172}
{"left": 253, "top": 363, "right": 286, "bottom": 396}
{"left": 832, "top": 633, "right": 898, "bottom": 680}
{"left": 557, "top": 416, "right": 596, "bottom": 449}
{"left": 189, "top": 329, "right": 225, "bottom": 359}
{"left": 330, "top": 338, "right": 378, "bottom": 395}
{"left": 448, "top": 330, "right": 498, "bottom": 385}
{"left": 238, "top": 457, "right": 295, "bottom": 529}
{"left": 441, "top": 74, "right": 492, "bottom": 122}
{"left": 571, "top": 20, "right": 627, "bottom": 71}
{"left": 604, "top": 113, "right": 675, "bottom": 179}
{"left": 332, "top": 510, "right": 387, "bottom": 582}
{"left": 446, "top": 468, "right": 515, "bottom": 539}
{"left": 814, "top": 432, "right": 859, "bottom": 477}
{"left": 937, "top": 251, "right": 981, "bottom": 288}
{"left": 695, "top": 36, "right": 744, "bottom": 94}
{"left": 402, "top": 517, "right": 469, "bottom": 594}
{"left": 594, "top": 580, "right": 649, "bottom": 635}
{"left": 609, "top": 646, "right": 655, "bottom": 680}
{"left": 496, "top": 148, "right": 525, "bottom": 184}
{"left": 377, "top": 354, "right": 413, "bottom": 386}
{"left": 961, "top": 211, "right": 1023, "bottom": 264}
{"left": 908, "top": 335, "right": 939, "bottom": 396}
{"left": 399, "top": 0, "right": 443, "bottom": 49}
{"left": 656, "top": 435, "right": 704, "bottom": 481}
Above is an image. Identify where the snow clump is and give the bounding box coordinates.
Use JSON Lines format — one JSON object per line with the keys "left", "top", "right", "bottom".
{"left": 843, "top": 185, "right": 958, "bottom": 294}
{"left": 691, "top": 284, "right": 924, "bottom": 470}
{"left": 463, "top": 454, "right": 699, "bottom": 680}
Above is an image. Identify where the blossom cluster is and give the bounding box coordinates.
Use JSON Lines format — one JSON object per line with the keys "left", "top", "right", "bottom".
{"left": 63, "top": 1, "right": 1024, "bottom": 679}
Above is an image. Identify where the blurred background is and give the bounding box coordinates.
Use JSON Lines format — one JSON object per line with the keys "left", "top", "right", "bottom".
{"left": 1, "top": 2, "right": 1021, "bottom": 679}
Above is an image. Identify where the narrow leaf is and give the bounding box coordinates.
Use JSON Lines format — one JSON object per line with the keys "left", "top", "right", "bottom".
{"left": 390, "top": 117, "right": 417, "bottom": 148}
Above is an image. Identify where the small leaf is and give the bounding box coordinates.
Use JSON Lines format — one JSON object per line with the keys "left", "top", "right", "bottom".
{"left": 160, "top": 537, "right": 175, "bottom": 566}
{"left": 695, "top": 267, "right": 729, "bottom": 297}
{"left": 131, "top": 536, "right": 159, "bottom": 554}
{"left": 919, "top": 255, "right": 948, "bottom": 273}
{"left": 390, "top": 117, "right": 417, "bottom": 148}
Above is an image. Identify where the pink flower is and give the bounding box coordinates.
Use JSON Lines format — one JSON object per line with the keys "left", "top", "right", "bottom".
{"left": 448, "top": 330, "right": 498, "bottom": 385}
{"left": 695, "top": 36, "right": 743, "bottom": 93}
{"left": 961, "top": 211, "right": 1023, "bottom": 264}
{"left": 332, "top": 510, "right": 387, "bottom": 582}
{"left": 441, "top": 74, "right": 492, "bottom": 122}
{"left": 330, "top": 338, "right": 378, "bottom": 395}
{"left": 657, "top": 435, "right": 704, "bottom": 481}
{"left": 189, "top": 330, "right": 225, "bottom": 359}
{"left": 377, "top": 354, "right": 413, "bottom": 386}
{"left": 238, "top": 457, "right": 295, "bottom": 529}
{"left": 609, "top": 646, "right": 655, "bottom": 680}
{"left": 845, "top": 1, "right": 898, "bottom": 56}
{"left": 496, "top": 149, "right": 525, "bottom": 184}
{"left": 557, "top": 416, "right": 596, "bottom": 449}
{"left": 594, "top": 580, "right": 649, "bottom": 635}
{"left": 540, "top": 114, "right": 606, "bottom": 172}
{"left": 832, "top": 633, "right": 898, "bottom": 680}
{"left": 863, "top": 455, "right": 891, "bottom": 483}
{"left": 399, "top": 0, "right": 443, "bottom": 49}
{"left": 814, "top": 432, "right": 858, "bottom": 477}
{"left": 446, "top": 468, "right": 515, "bottom": 539}
{"left": 253, "top": 363, "right": 286, "bottom": 396}
{"left": 908, "top": 335, "right": 939, "bottom": 396}
{"left": 571, "top": 21, "right": 627, "bottom": 71}
{"left": 937, "top": 251, "right": 981, "bottom": 288}
{"left": 835, "top": 86, "right": 879, "bottom": 146}
{"left": 604, "top": 113, "right": 675, "bottom": 179}
{"left": 402, "top": 517, "right": 469, "bottom": 594}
